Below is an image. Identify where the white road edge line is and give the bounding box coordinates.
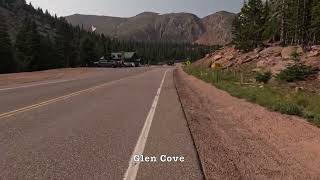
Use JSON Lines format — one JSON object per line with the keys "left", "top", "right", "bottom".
{"left": 123, "top": 69, "right": 169, "bottom": 180}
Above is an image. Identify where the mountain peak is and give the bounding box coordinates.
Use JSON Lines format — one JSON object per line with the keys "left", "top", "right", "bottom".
{"left": 203, "top": 11, "right": 235, "bottom": 19}
{"left": 136, "top": 12, "right": 159, "bottom": 16}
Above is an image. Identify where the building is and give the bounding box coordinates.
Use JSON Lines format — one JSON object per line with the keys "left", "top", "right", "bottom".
{"left": 110, "top": 52, "right": 141, "bottom": 67}
{"left": 96, "top": 52, "right": 141, "bottom": 67}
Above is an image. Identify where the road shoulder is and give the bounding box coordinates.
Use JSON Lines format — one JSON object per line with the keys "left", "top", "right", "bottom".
{"left": 136, "top": 69, "right": 204, "bottom": 180}
{"left": 174, "top": 67, "right": 320, "bottom": 179}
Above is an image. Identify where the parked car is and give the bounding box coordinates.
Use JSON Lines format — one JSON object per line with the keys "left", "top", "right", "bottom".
{"left": 167, "top": 61, "right": 175, "bottom": 66}
{"left": 94, "top": 60, "right": 117, "bottom": 68}
{"left": 123, "top": 62, "right": 136, "bottom": 67}
{"left": 95, "top": 52, "right": 141, "bottom": 68}
{"left": 111, "top": 52, "right": 140, "bottom": 68}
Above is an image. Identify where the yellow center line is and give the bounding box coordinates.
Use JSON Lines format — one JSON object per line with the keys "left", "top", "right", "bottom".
{"left": 0, "top": 68, "right": 162, "bottom": 120}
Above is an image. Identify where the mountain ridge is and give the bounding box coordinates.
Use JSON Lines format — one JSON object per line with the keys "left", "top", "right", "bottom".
{"left": 65, "top": 11, "right": 236, "bottom": 45}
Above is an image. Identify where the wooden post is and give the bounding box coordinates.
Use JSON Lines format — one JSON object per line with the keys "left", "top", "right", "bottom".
{"left": 240, "top": 72, "right": 244, "bottom": 85}
{"left": 212, "top": 71, "right": 215, "bottom": 83}
{"left": 216, "top": 70, "right": 219, "bottom": 83}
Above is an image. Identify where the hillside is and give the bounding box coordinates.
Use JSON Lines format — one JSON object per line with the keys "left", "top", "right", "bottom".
{"left": 0, "top": 0, "right": 213, "bottom": 74}
{"left": 64, "top": 14, "right": 126, "bottom": 38}
{"left": 65, "top": 11, "right": 236, "bottom": 45}
{"left": 196, "top": 11, "right": 236, "bottom": 46}
{"left": 0, "top": 0, "right": 62, "bottom": 40}
{"left": 194, "top": 46, "right": 320, "bottom": 77}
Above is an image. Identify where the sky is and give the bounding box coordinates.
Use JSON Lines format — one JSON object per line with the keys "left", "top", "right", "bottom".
{"left": 26, "top": 0, "right": 243, "bottom": 18}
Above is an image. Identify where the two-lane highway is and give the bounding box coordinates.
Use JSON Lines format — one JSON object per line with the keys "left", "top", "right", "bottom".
{"left": 0, "top": 67, "right": 203, "bottom": 179}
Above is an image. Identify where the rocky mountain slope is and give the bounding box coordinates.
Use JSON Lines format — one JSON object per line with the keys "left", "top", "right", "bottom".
{"left": 196, "top": 11, "right": 235, "bottom": 46}
{"left": 65, "top": 11, "right": 236, "bottom": 45}
{"left": 193, "top": 46, "right": 320, "bottom": 80}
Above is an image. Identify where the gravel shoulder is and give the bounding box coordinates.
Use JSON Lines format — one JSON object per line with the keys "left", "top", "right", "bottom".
{"left": 137, "top": 69, "right": 203, "bottom": 180}
{"left": 174, "top": 67, "right": 320, "bottom": 179}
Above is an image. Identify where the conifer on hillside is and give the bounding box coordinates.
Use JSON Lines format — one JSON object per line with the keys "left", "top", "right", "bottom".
{"left": 0, "top": 14, "right": 15, "bottom": 73}
{"left": 233, "top": 0, "right": 320, "bottom": 50}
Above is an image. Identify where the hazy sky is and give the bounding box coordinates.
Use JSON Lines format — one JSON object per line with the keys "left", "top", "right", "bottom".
{"left": 26, "top": 0, "right": 243, "bottom": 18}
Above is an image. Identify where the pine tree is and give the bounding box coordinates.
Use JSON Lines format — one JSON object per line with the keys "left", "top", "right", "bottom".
{"left": 262, "top": 0, "right": 278, "bottom": 42}
{"left": 15, "top": 18, "right": 41, "bottom": 71}
{"left": 311, "top": 0, "right": 320, "bottom": 44}
{"left": 38, "top": 35, "right": 54, "bottom": 70}
{"left": 233, "top": 0, "right": 320, "bottom": 48}
{"left": 55, "top": 21, "right": 74, "bottom": 68}
{"left": 232, "top": 0, "right": 265, "bottom": 51}
{"left": 28, "top": 21, "right": 42, "bottom": 71}
{"left": 15, "top": 18, "right": 31, "bottom": 71}
{"left": 0, "top": 14, "right": 15, "bottom": 73}
{"left": 232, "top": 14, "right": 243, "bottom": 49}
{"left": 247, "top": 0, "right": 265, "bottom": 46}
{"left": 69, "top": 27, "right": 81, "bottom": 67}
{"left": 101, "top": 34, "right": 107, "bottom": 57}
{"left": 80, "top": 37, "right": 98, "bottom": 66}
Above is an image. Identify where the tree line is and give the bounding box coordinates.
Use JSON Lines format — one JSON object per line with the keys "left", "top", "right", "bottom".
{"left": 0, "top": 0, "right": 213, "bottom": 74}
{"left": 232, "top": 0, "right": 320, "bottom": 51}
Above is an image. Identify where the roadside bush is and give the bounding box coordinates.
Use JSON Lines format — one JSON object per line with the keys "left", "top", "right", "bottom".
{"left": 276, "top": 64, "right": 313, "bottom": 82}
{"left": 272, "top": 101, "right": 303, "bottom": 116}
{"left": 255, "top": 71, "right": 272, "bottom": 84}
{"left": 291, "top": 51, "right": 300, "bottom": 62}
{"left": 296, "top": 98, "right": 309, "bottom": 108}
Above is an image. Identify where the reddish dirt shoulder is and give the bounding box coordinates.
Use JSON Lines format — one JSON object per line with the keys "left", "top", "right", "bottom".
{"left": 174, "top": 67, "right": 320, "bottom": 179}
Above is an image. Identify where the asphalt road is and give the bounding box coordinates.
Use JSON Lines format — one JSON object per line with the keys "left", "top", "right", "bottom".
{"left": 0, "top": 67, "right": 203, "bottom": 179}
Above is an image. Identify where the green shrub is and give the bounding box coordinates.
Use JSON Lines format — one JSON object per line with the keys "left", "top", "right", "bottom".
{"left": 303, "top": 111, "right": 320, "bottom": 127}
{"left": 255, "top": 71, "right": 272, "bottom": 84}
{"left": 296, "top": 98, "right": 309, "bottom": 108}
{"left": 272, "top": 101, "right": 303, "bottom": 116}
{"left": 276, "top": 64, "right": 313, "bottom": 82}
{"left": 291, "top": 51, "right": 300, "bottom": 62}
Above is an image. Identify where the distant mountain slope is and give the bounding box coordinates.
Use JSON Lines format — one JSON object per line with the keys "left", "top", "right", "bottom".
{"left": 197, "top": 11, "right": 236, "bottom": 45}
{"left": 66, "top": 11, "right": 236, "bottom": 45}
{"left": 64, "top": 14, "right": 126, "bottom": 37}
